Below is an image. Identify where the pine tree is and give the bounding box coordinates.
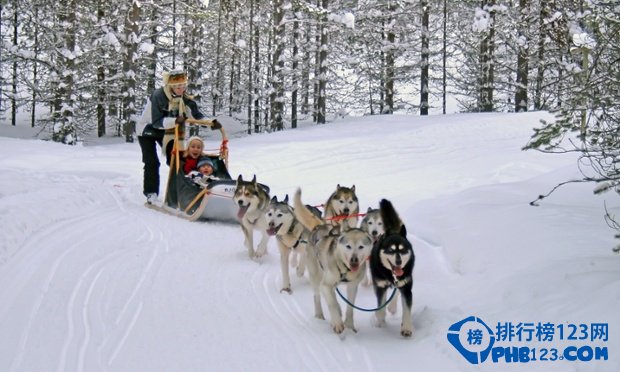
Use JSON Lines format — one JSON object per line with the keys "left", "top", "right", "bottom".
{"left": 524, "top": 0, "right": 620, "bottom": 249}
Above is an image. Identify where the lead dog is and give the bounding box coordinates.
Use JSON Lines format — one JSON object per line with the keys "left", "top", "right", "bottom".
{"left": 265, "top": 195, "right": 320, "bottom": 293}
{"left": 233, "top": 175, "right": 270, "bottom": 258}
{"left": 294, "top": 188, "right": 373, "bottom": 335}
{"left": 369, "top": 199, "right": 415, "bottom": 337}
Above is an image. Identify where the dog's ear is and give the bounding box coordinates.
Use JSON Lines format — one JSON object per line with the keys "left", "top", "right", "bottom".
{"left": 399, "top": 224, "right": 407, "bottom": 238}
{"left": 329, "top": 225, "right": 341, "bottom": 236}
{"left": 270, "top": 195, "right": 278, "bottom": 203}
{"left": 251, "top": 174, "right": 257, "bottom": 184}
{"left": 351, "top": 184, "right": 356, "bottom": 192}
{"left": 367, "top": 206, "right": 372, "bottom": 213}
{"left": 283, "top": 194, "right": 289, "bottom": 203}
{"left": 236, "top": 174, "right": 243, "bottom": 185}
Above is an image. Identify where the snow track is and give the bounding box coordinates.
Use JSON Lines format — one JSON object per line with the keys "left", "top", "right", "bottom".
{"left": 1, "top": 113, "right": 617, "bottom": 372}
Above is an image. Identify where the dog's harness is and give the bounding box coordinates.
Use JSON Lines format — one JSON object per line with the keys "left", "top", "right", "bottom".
{"left": 275, "top": 218, "right": 308, "bottom": 249}
{"left": 375, "top": 274, "right": 411, "bottom": 289}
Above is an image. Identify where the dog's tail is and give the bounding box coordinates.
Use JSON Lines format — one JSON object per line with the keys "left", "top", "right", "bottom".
{"left": 294, "top": 188, "right": 324, "bottom": 232}
{"left": 379, "top": 199, "right": 402, "bottom": 234}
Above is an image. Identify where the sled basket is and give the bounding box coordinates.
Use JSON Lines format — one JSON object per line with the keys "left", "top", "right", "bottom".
{"left": 152, "top": 120, "right": 269, "bottom": 223}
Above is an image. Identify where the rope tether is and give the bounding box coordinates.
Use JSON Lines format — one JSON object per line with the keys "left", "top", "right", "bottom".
{"left": 335, "top": 286, "right": 398, "bottom": 312}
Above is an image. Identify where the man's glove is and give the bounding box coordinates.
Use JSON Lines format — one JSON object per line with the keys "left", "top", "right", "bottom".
{"left": 175, "top": 115, "right": 186, "bottom": 126}
{"left": 210, "top": 119, "right": 222, "bottom": 130}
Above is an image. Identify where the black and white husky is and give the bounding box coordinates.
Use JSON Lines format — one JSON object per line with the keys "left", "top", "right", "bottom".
{"left": 369, "top": 199, "right": 415, "bottom": 337}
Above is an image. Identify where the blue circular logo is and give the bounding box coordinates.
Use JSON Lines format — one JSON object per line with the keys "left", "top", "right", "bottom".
{"left": 447, "top": 316, "right": 496, "bottom": 364}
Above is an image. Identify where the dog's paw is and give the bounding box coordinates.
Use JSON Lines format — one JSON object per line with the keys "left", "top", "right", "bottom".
{"left": 373, "top": 316, "right": 387, "bottom": 328}
{"left": 280, "top": 287, "right": 292, "bottom": 294}
{"left": 332, "top": 322, "right": 345, "bottom": 334}
{"left": 401, "top": 328, "right": 413, "bottom": 338}
{"left": 255, "top": 247, "right": 267, "bottom": 258}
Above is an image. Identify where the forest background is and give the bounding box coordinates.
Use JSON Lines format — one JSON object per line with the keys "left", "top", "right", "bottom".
{"left": 0, "top": 0, "right": 617, "bottom": 148}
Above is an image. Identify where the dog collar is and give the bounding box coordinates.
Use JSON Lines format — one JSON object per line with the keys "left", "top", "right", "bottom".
{"left": 392, "top": 275, "right": 411, "bottom": 288}
{"left": 286, "top": 219, "right": 298, "bottom": 235}
{"left": 337, "top": 260, "right": 352, "bottom": 282}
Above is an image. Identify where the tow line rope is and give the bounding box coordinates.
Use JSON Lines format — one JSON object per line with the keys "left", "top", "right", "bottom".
{"left": 335, "top": 286, "right": 398, "bottom": 312}
{"left": 312, "top": 204, "right": 367, "bottom": 221}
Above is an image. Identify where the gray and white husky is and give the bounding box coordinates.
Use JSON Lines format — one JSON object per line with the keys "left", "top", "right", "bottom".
{"left": 233, "top": 175, "right": 270, "bottom": 258}
{"left": 294, "top": 188, "right": 373, "bottom": 335}
{"left": 359, "top": 207, "right": 385, "bottom": 288}
{"left": 360, "top": 207, "right": 384, "bottom": 242}
{"left": 323, "top": 184, "right": 360, "bottom": 231}
{"left": 265, "top": 195, "right": 321, "bottom": 293}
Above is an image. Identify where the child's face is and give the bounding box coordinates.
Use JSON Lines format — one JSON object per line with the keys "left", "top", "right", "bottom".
{"left": 188, "top": 140, "right": 203, "bottom": 158}
{"left": 199, "top": 164, "right": 213, "bottom": 176}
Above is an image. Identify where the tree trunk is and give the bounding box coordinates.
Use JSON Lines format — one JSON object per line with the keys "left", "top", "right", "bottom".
{"left": 11, "top": 7, "right": 17, "bottom": 126}
{"left": 301, "top": 24, "right": 311, "bottom": 115}
{"left": 97, "top": 3, "right": 106, "bottom": 137}
{"left": 478, "top": 0, "right": 496, "bottom": 112}
{"left": 420, "top": 0, "right": 429, "bottom": 116}
{"left": 442, "top": 0, "right": 447, "bottom": 114}
{"left": 247, "top": 0, "right": 254, "bottom": 135}
{"left": 533, "top": 1, "right": 548, "bottom": 110}
{"left": 317, "top": 0, "right": 329, "bottom": 124}
{"left": 270, "top": 0, "right": 285, "bottom": 130}
{"left": 121, "top": 0, "right": 140, "bottom": 143}
{"left": 213, "top": 0, "right": 224, "bottom": 116}
{"left": 383, "top": 1, "right": 397, "bottom": 114}
{"left": 31, "top": 8, "right": 39, "bottom": 128}
{"left": 53, "top": 0, "right": 77, "bottom": 144}
{"left": 229, "top": 2, "right": 238, "bottom": 116}
{"left": 291, "top": 5, "right": 299, "bottom": 129}
{"left": 253, "top": 15, "right": 260, "bottom": 133}
{"left": 515, "top": 0, "right": 529, "bottom": 112}
{"left": 147, "top": 7, "right": 159, "bottom": 96}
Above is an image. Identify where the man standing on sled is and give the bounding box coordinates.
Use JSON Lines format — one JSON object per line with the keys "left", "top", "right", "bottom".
{"left": 135, "top": 70, "right": 221, "bottom": 205}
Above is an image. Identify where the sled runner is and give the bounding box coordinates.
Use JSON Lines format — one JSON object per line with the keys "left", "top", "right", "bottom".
{"left": 146, "top": 118, "right": 268, "bottom": 223}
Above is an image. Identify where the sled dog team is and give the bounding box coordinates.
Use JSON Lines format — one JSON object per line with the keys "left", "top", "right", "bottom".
{"left": 234, "top": 175, "right": 415, "bottom": 338}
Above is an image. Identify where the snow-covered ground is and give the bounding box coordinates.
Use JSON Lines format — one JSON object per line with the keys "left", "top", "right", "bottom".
{"left": 1, "top": 112, "right": 618, "bottom": 371}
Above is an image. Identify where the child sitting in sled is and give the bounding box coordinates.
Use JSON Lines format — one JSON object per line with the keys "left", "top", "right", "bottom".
{"left": 182, "top": 136, "right": 205, "bottom": 174}
{"left": 187, "top": 156, "right": 219, "bottom": 187}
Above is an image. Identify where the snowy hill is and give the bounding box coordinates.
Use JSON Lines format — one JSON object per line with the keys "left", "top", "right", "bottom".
{"left": 0, "top": 112, "right": 618, "bottom": 371}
